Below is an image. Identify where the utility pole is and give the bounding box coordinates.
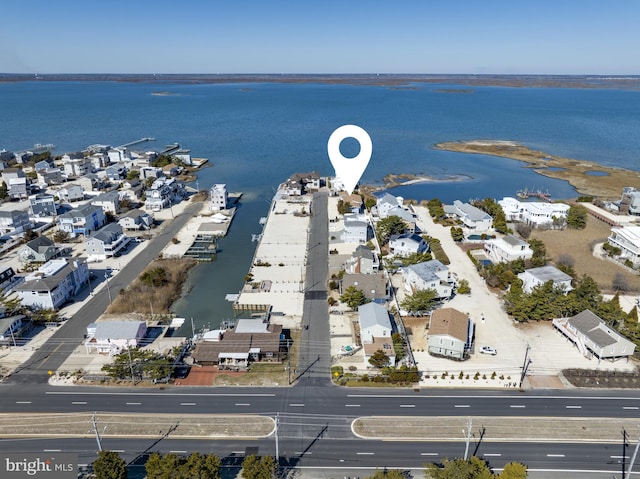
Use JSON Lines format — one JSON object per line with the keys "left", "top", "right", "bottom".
{"left": 287, "top": 340, "right": 291, "bottom": 385}
{"left": 104, "top": 272, "right": 112, "bottom": 304}
{"left": 127, "top": 342, "right": 135, "bottom": 384}
{"left": 463, "top": 417, "right": 473, "bottom": 460}
{"left": 89, "top": 412, "right": 104, "bottom": 452}
{"left": 275, "top": 413, "right": 280, "bottom": 465}
{"left": 519, "top": 343, "right": 531, "bottom": 389}
{"left": 623, "top": 428, "right": 628, "bottom": 479}
{"left": 627, "top": 431, "right": 640, "bottom": 476}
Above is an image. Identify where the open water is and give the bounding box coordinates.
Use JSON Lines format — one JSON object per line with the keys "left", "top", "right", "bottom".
{"left": 1, "top": 81, "right": 639, "bottom": 329}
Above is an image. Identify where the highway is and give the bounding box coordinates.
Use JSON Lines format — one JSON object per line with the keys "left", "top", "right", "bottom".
{"left": 2, "top": 192, "right": 640, "bottom": 477}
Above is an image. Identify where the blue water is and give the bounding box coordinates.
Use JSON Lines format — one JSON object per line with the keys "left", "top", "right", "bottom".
{"left": 2, "top": 81, "right": 639, "bottom": 329}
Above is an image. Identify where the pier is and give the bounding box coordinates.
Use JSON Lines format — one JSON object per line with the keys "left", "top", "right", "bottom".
{"left": 116, "top": 137, "right": 155, "bottom": 149}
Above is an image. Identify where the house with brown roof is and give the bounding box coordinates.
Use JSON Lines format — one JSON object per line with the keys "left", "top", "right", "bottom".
{"left": 341, "top": 273, "right": 389, "bottom": 304}
{"left": 191, "top": 320, "right": 283, "bottom": 370}
{"left": 428, "top": 308, "right": 473, "bottom": 360}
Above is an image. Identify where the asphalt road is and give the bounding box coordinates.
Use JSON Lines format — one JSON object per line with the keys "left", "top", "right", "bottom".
{"left": 5, "top": 202, "right": 202, "bottom": 384}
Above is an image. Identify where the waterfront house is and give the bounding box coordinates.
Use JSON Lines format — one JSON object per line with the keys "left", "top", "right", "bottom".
{"left": 376, "top": 193, "right": 402, "bottom": 218}
{"left": 341, "top": 273, "right": 390, "bottom": 303}
{"left": 29, "top": 193, "right": 57, "bottom": 217}
{"left": 191, "top": 321, "right": 283, "bottom": 369}
{"left": 428, "top": 308, "right": 472, "bottom": 360}
{"left": 620, "top": 187, "right": 640, "bottom": 215}
{"left": 401, "top": 260, "right": 453, "bottom": 300}
{"left": 518, "top": 265, "right": 573, "bottom": 294}
{"left": 88, "top": 152, "right": 110, "bottom": 170}
{"left": 57, "top": 183, "right": 85, "bottom": 203}
{"left": 444, "top": 200, "right": 493, "bottom": 231}
{"left": 0, "top": 315, "right": 26, "bottom": 344}
{"left": 2, "top": 168, "right": 28, "bottom": 200}
{"left": 499, "top": 197, "right": 570, "bottom": 228}
{"left": 107, "top": 147, "right": 130, "bottom": 164}
{"left": 0, "top": 210, "right": 33, "bottom": 236}
{"left": 210, "top": 184, "right": 228, "bottom": 211}
{"left": 342, "top": 213, "right": 372, "bottom": 243}
{"left": 553, "top": 310, "right": 635, "bottom": 361}
{"left": 57, "top": 204, "right": 107, "bottom": 238}
{"left": 484, "top": 234, "right": 534, "bottom": 263}
{"left": 607, "top": 226, "right": 640, "bottom": 267}
{"left": 62, "top": 152, "right": 92, "bottom": 178}
{"left": 139, "top": 166, "right": 163, "bottom": 180}
{"left": 338, "top": 191, "right": 364, "bottom": 214}
{"left": 345, "top": 245, "right": 379, "bottom": 274}
{"left": 91, "top": 190, "right": 121, "bottom": 214}
{"left": 18, "top": 236, "right": 58, "bottom": 264}
{"left": 33, "top": 160, "right": 53, "bottom": 172}
{"left": 118, "top": 209, "right": 153, "bottom": 230}
{"left": 15, "top": 257, "right": 89, "bottom": 310}
{"left": 85, "top": 223, "right": 128, "bottom": 260}
{"left": 389, "top": 233, "right": 429, "bottom": 257}
{"left": 84, "top": 321, "right": 147, "bottom": 355}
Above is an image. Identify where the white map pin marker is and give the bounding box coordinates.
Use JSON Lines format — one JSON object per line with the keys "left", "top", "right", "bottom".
{"left": 327, "top": 124, "right": 372, "bottom": 195}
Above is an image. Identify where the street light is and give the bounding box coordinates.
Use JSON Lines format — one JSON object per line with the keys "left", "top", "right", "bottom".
{"left": 104, "top": 272, "right": 112, "bottom": 304}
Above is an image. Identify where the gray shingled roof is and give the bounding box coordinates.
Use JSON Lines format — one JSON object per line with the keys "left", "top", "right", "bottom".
{"left": 352, "top": 245, "right": 374, "bottom": 261}
{"left": 403, "top": 260, "right": 448, "bottom": 282}
{"left": 93, "top": 321, "right": 146, "bottom": 340}
{"left": 525, "top": 265, "right": 572, "bottom": 283}
{"left": 568, "top": 310, "right": 617, "bottom": 347}
{"left": 358, "top": 302, "right": 392, "bottom": 331}
{"left": 503, "top": 234, "right": 527, "bottom": 247}
{"left": 453, "top": 200, "right": 491, "bottom": 221}
{"left": 88, "top": 223, "right": 123, "bottom": 244}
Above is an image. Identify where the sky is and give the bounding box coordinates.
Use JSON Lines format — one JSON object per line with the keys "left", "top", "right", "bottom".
{"left": 1, "top": 0, "right": 639, "bottom": 75}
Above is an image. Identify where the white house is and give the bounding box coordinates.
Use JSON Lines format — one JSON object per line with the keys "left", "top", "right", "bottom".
{"left": 518, "top": 265, "right": 573, "bottom": 294}
{"left": 345, "top": 245, "right": 379, "bottom": 274}
{"left": 401, "top": 260, "right": 453, "bottom": 300}
{"left": 91, "top": 191, "right": 121, "bottom": 214}
{"left": 553, "top": 310, "right": 635, "bottom": 361}
{"left": 210, "top": 184, "right": 228, "bottom": 211}
{"left": 607, "top": 226, "right": 640, "bottom": 266}
{"left": 389, "top": 233, "right": 429, "bottom": 257}
{"left": 85, "top": 321, "right": 147, "bottom": 355}
{"left": 62, "top": 152, "right": 92, "bottom": 177}
{"left": 342, "top": 213, "right": 372, "bottom": 243}
{"left": 15, "top": 258, "right": 89, "bottom": 310}
{"left": 499, "top": 197, "right": 570, "bottom": 227}
{"left": 484, "top": 234, "right": 534, "bottom": 263}
{"left": 18, "top": 236, "right": 58, "bottom": 264}
{"left": 444, "top": 200, "right": 493, "bottom": 231}
{"left": 376, "top": 193, "right": 402, "bottom": 218}
{"left": 358, "top": 302, "right": 393, "bottom": 343}
{"left": 57, "top": 183, "right": 85, "bottom": 203}
{"left": 428, "top": 308, "right": 472, "bottom": 360}
{"left": 0, "top": 315, "right": 25, "bottom": 343}
{"left": 85, "top": 223, "right": 128, "bottom": 260}
{"left": 0, "top": 210, "right": 33, "bottom": 236}
{"left": 118, "top": 209, "right": 153, "bottom": 230}
{"left": 57, "top": 204, "right": 107, "bottom": 238}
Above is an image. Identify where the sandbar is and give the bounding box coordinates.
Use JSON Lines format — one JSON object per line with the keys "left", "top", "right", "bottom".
{"left": 435, "top": 140, "right": 640, "bottom": 199}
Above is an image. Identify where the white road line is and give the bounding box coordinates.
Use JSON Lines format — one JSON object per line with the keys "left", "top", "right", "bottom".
{"left": 235, "top": 403, "right": 251, "bottom": 406}
{"left": 345, "top": 404, "right": 360, "bottom": 407}
{"left": 71, "top": 401, "right": 87, "bottom": 405}
{"left": 565, "top": 405, "right": 582, "bottom": 409}
{"left": 485, "top": 453, "right": 502, "bottom": 457}
{"left": 180, "top": 402, "right": 196, "bottom": 406}
{"left": 170, "top": 451, "right": 187, "bottom": 454}
{"left": 16, "top": 401, "right": 32, "bottom": 404}
{"left": 509, "top": 405, "right": 526, "bottom": 408}
{"left": 294, "top": 452, "right": 312, "bottom": 455}
{"left": 454, "top": 404, "right": 470, "bottom": 408}
{"left": 623, "top": 406, "right": 639, "bottom": 410}
{"left": 112, "top": 450, "right": 125, "bottom": 453}
{"left": 289, "top": 403, "right": 305, "bottom": 407}
{"left": 356, "top": 452, "right": 375, "bottom": 455}
{"left": 611, "top": 455, "right": 630, "bottom": 459}
{"left": 232, "top": 451, "right": 244, "bottom": 454}
{"left": 400, "top": 404, "right": 416, "bottom": 408}
{"left": 420, "top": 453, "right": 438, "bottom": 456}
{"left": 126, "top": 402, "right": 141, "bottom": 405}
{"left": 43, "top": 449, "right": 61, "bottom": 452}
{"left": 47, "top": 391, "right": 276, "bottom": 397}
{"left": 547, "top": 454, "right": 565, "bottom": 458}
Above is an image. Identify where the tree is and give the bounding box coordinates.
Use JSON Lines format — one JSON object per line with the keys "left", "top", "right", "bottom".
{"left": 241, "top": 454, "right": 277, "bottom": 479}
{"left": 427, "top": 198, "right": 445, "bottom": 219}
{"left": 566, "top": 204, "right": 587, "bottom": 229}
{"left": 141, "top": 267, "right": 168, "bottom": 287}
{"left": 340, "top": 285, "right": 369, "bottom": 310}
{"left": 498, "top": 462, "right": 527, "bottom": 479}
{"left": 527, "top": 239, "right": 546, "bottom": 268}
{"left": 53, "top": 229, "right": 70, "bottom": 243}
{"left": 337, "top": 199, "right": 352, "bottom": 214}
{"left": 451, "top": 226, "right": 464, "bottom": 242}
{"left": 612, "top": 272, "right": 630, "bottom": 292}
{"left": 102, "top": 347, "right": 174, "bottom": 381}
{"left": 23, "top": 228, "right": 38, "bottom": 242}
{"left": 376, "top": 215, "right": 406, "bottom": 245}
{"left": 391, "top": 332, "right": 404, "bottom": 359}
{"left": 0, "top": 182, "right": 8, "bottom": 200}
{"left": 395, "top": 251, "right": 432, "bottom": 267}
{"left": 368, "top": 349, "right": 390, "bottom": 368}
{"left": 457, "top": 279, "right": 471, "bottom": 295}
{"left": 426, "top": 456, "right": 494, "bottom": 479}
{"left": 400, "top": 288, "right": 438, "bottom": 313}
{"left": 93, "top": 450, "right": 128, "bottom": 479}
{"left": 126, "top": 169, "right": 140, "bottom": 181}
{"left": 364, "top": 197, "right": 377, "bottom": 211}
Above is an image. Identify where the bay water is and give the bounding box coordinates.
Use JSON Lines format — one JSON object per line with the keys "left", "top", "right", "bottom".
{"left": 1, "top": 81, "right": 639, "bottom": 330}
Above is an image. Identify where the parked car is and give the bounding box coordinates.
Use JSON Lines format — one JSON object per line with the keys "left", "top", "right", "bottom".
{"left": 479, "top": 346, "right": 497, "bottom": 355}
